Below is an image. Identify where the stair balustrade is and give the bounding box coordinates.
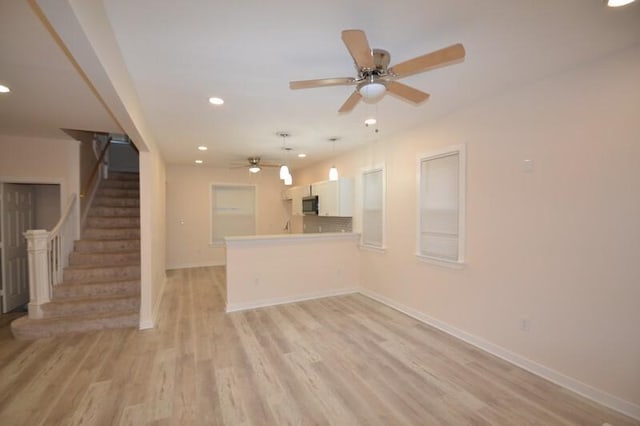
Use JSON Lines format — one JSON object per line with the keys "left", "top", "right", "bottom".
{"left": 80, "top": 139, "right": 111, "bottom": 229}
{"left": 24, "top": 193, "right": 78, "bottom": 319}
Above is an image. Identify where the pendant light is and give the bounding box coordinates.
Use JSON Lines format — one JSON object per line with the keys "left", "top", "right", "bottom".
{"left": 280, "top": 165, "right": 290, "bottom": 179}
{"left": 278, "top": 132, "right": 291, "bottom": 180}
{"left": 328, "top": 137, "right": 339, "bottom": 181}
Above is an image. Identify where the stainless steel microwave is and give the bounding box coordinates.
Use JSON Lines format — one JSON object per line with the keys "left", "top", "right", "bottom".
{"left": 302, "top": 195, "right": 319, "bottom": 215}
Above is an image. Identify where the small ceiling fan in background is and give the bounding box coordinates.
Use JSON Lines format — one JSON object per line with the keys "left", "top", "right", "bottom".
{"left": 230, "top": 157, "right": 280, "bottom": 173}
{"left": 289, "top": 29, "right": 466, "bottom": 112}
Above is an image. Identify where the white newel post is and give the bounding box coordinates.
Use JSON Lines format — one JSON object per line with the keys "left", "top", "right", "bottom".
{"left": 24, "top": 229, "right": 50, "bottom": 319}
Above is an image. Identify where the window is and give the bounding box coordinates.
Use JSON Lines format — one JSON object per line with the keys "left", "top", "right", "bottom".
{"left": 361, "top": 167, "right": 385, "bottom": 249}
{"left": 210, "top": 184, "right": 256, "bottom": 245}
{"left": 418, "top": 145, "right": 465, "bottom": 266}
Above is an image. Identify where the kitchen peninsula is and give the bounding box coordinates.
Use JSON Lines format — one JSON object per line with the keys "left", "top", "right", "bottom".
{"left": 225, "top": 232, "right": 360, "bottom": 312}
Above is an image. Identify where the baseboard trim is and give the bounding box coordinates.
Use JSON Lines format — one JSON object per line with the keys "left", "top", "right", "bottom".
{"left": 139, "top": 319, "right": 154, "bottom": 330}
{"left": 166, "top": 260, "right": 224, "bottom": 270}
{"left": 226, "top": 287, "right": 359, "bottom": 313}
{"left": 358, "top": 288, "right": 640, "bottom": 421}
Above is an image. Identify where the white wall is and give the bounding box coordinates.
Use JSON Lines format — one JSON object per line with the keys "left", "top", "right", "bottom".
{"left": 0, "top": 135, "right": 79, "bottom": 206}
{"left": 294, "top": 46, "right": 640, "bottom": 414}
{"left": 166, "top": 165, "right": 290, "bottom": 269}
{"left": 139, "top": 150, "right": 167, "bottom": 328}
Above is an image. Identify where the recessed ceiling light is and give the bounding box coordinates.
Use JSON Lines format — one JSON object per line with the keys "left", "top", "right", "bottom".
{"left": 0, "top": 84, "right": 10, "bottom": 93}
{"left": 208, "top": 97, "right": 224, "bottom": 105}
{"left": 606, "top": 0, "right": 635, "bottom": 6}
{"left": 297, "top": 153, "right": 307, "bottom": 158}
{"left": 195, "top": 160, "right": 203, "bottom": 164}
{"left": 197, "top": 145, "right": 208, "bottom": 151}
{"left": 365, "top": 118, "right": 377, "bottom": 126}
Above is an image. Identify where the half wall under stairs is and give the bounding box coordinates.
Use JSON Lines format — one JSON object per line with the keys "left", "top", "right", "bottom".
{"left": 11, "top": 172, "right": 141, "bottom": 339}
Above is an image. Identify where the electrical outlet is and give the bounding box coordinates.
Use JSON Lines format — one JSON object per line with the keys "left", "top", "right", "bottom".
{"left": 254, "top": 277, "right": 260, "bottom": 286}
{"left": 523, "top": 159, "right": 534, "bottom": 173}
{"left": 520, "top": 318, "right": 531, "bottom": 332}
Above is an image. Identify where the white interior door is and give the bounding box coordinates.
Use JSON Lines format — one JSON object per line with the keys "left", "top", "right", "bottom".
{"left": 1, "top": 183, "right": 35, "bottom": 313}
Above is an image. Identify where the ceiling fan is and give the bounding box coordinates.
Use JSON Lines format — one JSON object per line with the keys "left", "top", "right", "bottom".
{"left": 230, "top": 157, "right": 280, "bottom": 173}
{"left": 289, "top": 29, "right": 466, "bottom": 113}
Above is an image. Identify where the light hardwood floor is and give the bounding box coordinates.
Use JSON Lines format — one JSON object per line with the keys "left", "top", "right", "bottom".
{"left": 0, "top": 266, "right": 637, "bottom": 425}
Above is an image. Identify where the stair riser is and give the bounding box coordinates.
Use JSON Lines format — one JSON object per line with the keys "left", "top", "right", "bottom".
{"left": 101, "top": 180, "right": 139, "bottom": 189}
{"left": 40, "top": 297, "right": 140, "bottom": 319}
{"left": 108, "top": 173, "right": 139, "bottom": 181}
{"left": 53, "top": 281, "right": 140, "bottom": 299}
{"left": 74, "top": 239, "right": 140, "bottom": 253}
{"left": 83, "top": 228, "right": 140, "bottom": 240}
{"left": 64, "top": 266, "right": 140, "bottom": 283}
{"left": 89, "top": 207, "right": 140, "bottom": 217}
{"left": 98, "top": 188, "right": 140, "bottom": 198}
{"left": 86, "top": 216, "right": 140, "bottom": 228}
{"left": 11, "top": 312, "right": 139, "bottom": 340}
{"left": 92, "top": 197, "right": 140, "bottom": 207}
{"left": 69, "top": 252, "right": 140, "bottom": 266}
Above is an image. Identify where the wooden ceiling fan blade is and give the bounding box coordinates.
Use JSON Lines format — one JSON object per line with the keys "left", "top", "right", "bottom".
{"left": 385, "top": 81, "right": 430, "bottom": 104}
{"left": 338, "top": 90, "right": 362, "bottom": 113}
{"left": 341, "top": 29, "right": 375, "bottom": 69}
{"left": 289, "top": 77, "right": 356, "bottom": 90}
{"left": 389, "top": 43, "right": 465, "bottom": 78}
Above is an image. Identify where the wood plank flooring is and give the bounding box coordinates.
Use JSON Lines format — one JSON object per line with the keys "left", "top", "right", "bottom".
{"left": 0, "top": 266, "right": 637, "bottom": 425}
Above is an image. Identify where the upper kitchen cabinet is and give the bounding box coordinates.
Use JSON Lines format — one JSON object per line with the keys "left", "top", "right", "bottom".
{"left": 289, "top": 185, "right": 310, "bottom": 216}
{"left": 312, "top": 178, "right": 354, "bottom": 217}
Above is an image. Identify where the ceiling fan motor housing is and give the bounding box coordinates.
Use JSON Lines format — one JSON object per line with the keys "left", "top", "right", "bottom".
{"left": 356, "top": 49, "right": 391, "bottom": 81}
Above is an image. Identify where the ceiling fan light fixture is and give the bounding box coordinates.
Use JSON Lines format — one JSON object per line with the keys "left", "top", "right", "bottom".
{"left": 279, "top": 164, "right": 290, "bottom": 180}
{"left": 249, "top": 166, "right": 261, "bottom": 173}
{"left": 606, "top": 0, "right": 635, "bottom": 6}
{"left": 359, "top": 82, "right": 386, "bottom": 102}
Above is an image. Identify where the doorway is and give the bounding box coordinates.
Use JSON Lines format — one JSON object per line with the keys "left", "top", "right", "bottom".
{"left": 0, "top": 183, "right": 60, "bottom": 313}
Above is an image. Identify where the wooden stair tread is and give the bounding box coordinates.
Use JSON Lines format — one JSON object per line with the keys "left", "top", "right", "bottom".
{"left": 11, "top": 310, "right": 139, "bottom": 339}
{"left": 64, "top": 262, "right": 140, "bottom": 270}
{"left": 44, "top": 293, "right": 140, "bottom": 305}
{"left": 55, "top": 278, "right": 140, "bottom": 287}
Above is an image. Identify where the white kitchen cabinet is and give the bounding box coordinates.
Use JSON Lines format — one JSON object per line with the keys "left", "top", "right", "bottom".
{"left": 312, "top": 178, "right": 353, "bottom": 217}
{"left": 290, "top": 185, "right": 310, "bottom": 216}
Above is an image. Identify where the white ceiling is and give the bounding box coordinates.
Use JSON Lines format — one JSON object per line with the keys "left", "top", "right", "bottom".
{"left": 1, "top": 1, "right": 639, "bottom": 169}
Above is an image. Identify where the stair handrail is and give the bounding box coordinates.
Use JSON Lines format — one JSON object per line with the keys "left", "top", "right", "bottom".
{"left": 49, "top": 193, "right": 78, "bottom": 286}
{"left": 80, "top": 139, "right": 111, "bottom": 199}
{"left": 24, "top": 193, "right": 78, "bottom": 319}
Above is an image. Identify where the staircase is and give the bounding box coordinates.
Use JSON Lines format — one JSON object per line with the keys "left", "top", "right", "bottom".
{"left": 11, "top": 172, "right": 141, "bottom": 339}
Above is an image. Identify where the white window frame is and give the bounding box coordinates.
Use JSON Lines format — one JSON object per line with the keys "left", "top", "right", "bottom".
{"left": 209, "top": 183, "right": 257, "bottom": 247}
{"left": 360, "top": 165, "right": 386, "bottom": 252}
{"left": 416, "top": 144, "right": 466, "bottom": 268}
